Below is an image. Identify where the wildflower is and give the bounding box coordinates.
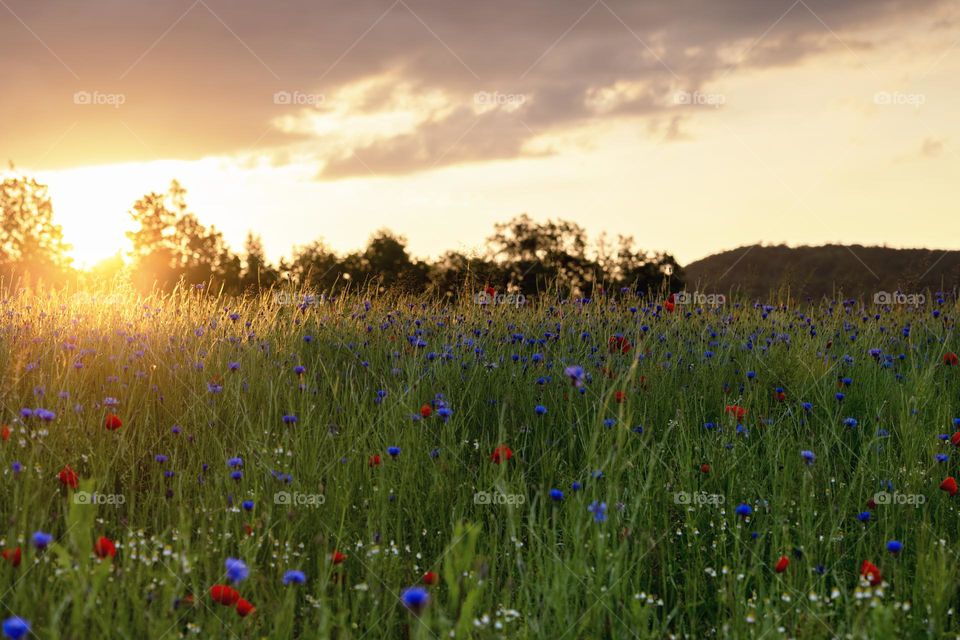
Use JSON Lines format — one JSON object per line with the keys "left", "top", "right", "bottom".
{"left": 104, "top": 414, "right": 122, "bottom": 431}
{"left": 282, "top": 414, "right": 298, "bottom": 425}
{"left": 210, "top": 585, "right": 240, "bottom": 606}
{"left": 227, "top": 457, "right": 243, "bottom": 468}
{"left": 490, "top": 444, "right": 513, "bottom": 464}
{"left": 843, "top": 417, "right": 858, "bottom": 428}
{"left": 549, "top": 488, "right": 564, "bottom": 501}
{"left": 774, "top": 388, "right": 786, "bottom": 402}
{"left": 735, "top": 503, "right": 752, "bottom": 517}
{"left": 608, "top": 335, "right": 631, "bottom": 354}
{"left": 886, "top": 540, "right": 903, "bottom": 554}
{"left": 800, "top": 450, "right": 815, "bottom": 465}
{"left": 1, "top": 548, "right": 21, "bottom": 567}
{"left": 952, "top": 431, "right": 960, "bottom": 447}
{"left": 725, "top": 405, "right": 746, "bottom": 419}
{"left": 588, "top": 501, "right": 607, "bottom": 523}
{"left": 401, "top": 586, "right": 430, "bottom": 612}
{"left": 422, "top": 571, "right": 438, "bottom": 585}
{"left": 242, "top": 500, "right": 254, "bottom": 512}
{"left": 94, "top": 536, "right": 116, "bottom": 559}
{"left": 31, "top": 531, "right": 53, "bottom": 550}
{"left": 700, "top": 463, "right": 711, "bottom": 474}
{"left": 294, "top": 365, "right": 306, "bottom": 375}
{"left": 860, "top": 560, "right": 882, "bottom": 586}
{"left": 614, "top": 390, "right": 626, "bottom": 403}
{"left": 1, "top": 617, "right": 30, "bottom": 640}
{"left": 225, "top": 558, "right": 249, "bottom": 583}
{"left": 420, "top": 404, "right": 432, "bottom": 418}
{"left": 774, "top": 556, "right": 789, "bottom": 573}
{"left": 944, "top": 352, "right": 959, "bottom": 367}
{"left": 564, "top": 365, "right": 586, "bottom": 388}
{"left": 572, "top": 482, "right": 583, "bottom": 491}
{"left": 235, "top": 598, "right": 255, "bottom": 617}
{"left": 0, "top": 426, "right": 8, "bottom": 441}
{"left": 857, "top": 511, "right": 871, "bottom": 523}
{"left": 368, "top": 455, "right": 381, "bottom": 467}
{"left": 940, "top": 476, "right": 958, "bottom": 496}
{"left": 331, "top": 551, "right": 347, "bottom": 564}
{"left": 58, "top": 465, "right": 79, "bottom": 489}
{"left": 535, "top": 404, "right": 547, "bottom": 416}
{"left": 283, "top": 570, "right": 306, "bottom": 585}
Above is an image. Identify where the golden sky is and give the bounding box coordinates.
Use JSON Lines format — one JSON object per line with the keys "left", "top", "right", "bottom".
{"left": 2, "top": 0, "right": 959, "bottom": 267}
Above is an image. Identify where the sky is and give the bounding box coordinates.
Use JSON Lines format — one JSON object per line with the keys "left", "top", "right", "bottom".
{"left": 2, "top": 0, "right": 960, "bottom": 268}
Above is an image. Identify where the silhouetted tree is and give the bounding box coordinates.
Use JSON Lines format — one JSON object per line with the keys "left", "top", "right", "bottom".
{"left": 241, "top": 232, "right": 279, "bottom": 291}
{"left": 0, "top": 172, "right": 72, "bottom": 282}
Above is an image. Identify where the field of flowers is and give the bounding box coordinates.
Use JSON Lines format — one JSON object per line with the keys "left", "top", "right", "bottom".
{"left": 0, "top": 285, "right": 959, "bottom": 639}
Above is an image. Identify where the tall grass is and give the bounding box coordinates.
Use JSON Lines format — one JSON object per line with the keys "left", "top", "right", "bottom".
{"left": 0, "top": 284, "right": 957, "bottom": 638}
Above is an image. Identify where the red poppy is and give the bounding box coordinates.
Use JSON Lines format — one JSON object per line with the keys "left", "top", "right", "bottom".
{"left": 484, "top": 285, "right": 496, "bottom": 298}
{"left": 58, "top": 465, "right": 79, "bottom": 489}
{"left": 1, "top": 547, "right": 21, "bottom": 567}
{"left": 331, "top": 551, "right": 347, "bottom": 565}
{"left": 664, "top": 293, "right": 675, "bottom": 313}
{"left": 724, "top": 405, "right": 747, "bottom": 420}
{"left": 368, "top": 455, "right": 381, "bottom": 467}
{"left": 422, "top": 571, "right": 438, "bottom": 585}
{"left": 420, "top": 404, "right": 432, "bottom": 418}
{"left": 774, "top": 389, "right": 786, "bottom": 402}
{"left": 699, "top": 463, "right": 711, "bottom": 474}
{"left": 94, "top": 536, "right": 116, "bottom": 559}
{"left": 235, "top": 598, "right": 255, "bottom": 617}
{"left": 860, "top": 560, "right": 882, "bottom": 586}
{"left": 490, "top": 444, "right": 513, "bottom": 464}
{"left": 941, "top": 476, "right": 958, "bottom": 496}
{"left": 614, "top": 390, "right": 626, "bottom": 404}
{"left": 1, "top": 425, "right": 9, "bottom": 441}
{"left": 774, "top": 556, "right": 789, "bottom": 573}
{"left": 638, "top": 375, "right": 648, "bottom": 389}
{"left": 104, "top": 413, "right": 123, "bottom": 431}
{"left": 608, "top": 336, "right": 632, "bottom": 354}
{"left": 944, "top": 352, "right": 959, "bottom": 367}
{"left": 951, "top": 432, "right": 960, "bottom": 447}
{"left": 866, "top": 497, "right": 877, "bottom": 510}
{"left": 210, "top": 585, "right": 240, "bottom": 606}
{"left": 243, "top": 523, "right": 254, "bottom": 536}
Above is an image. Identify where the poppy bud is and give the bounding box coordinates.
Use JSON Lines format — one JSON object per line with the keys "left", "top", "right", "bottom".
{"left": 331, "top": 551, "right": 347, "bottom": 565}
{"left": 774, "top": 556, "right": 789, "bottom": 573}
{"left": 94, "top": 536, "right": 116, "bottom": 559}
{"left": 235, "top": 598, "right": 255, "bottom": 617}
{"left": 422, "top": 571, "right": 438, "bottom": 585}
{"left": 941, "top": 476, "right": 958, "bottom": 496}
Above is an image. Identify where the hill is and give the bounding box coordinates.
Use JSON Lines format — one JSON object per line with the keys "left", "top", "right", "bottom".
{"left": 683, "top": 244, "right": 960, "bottom": 300}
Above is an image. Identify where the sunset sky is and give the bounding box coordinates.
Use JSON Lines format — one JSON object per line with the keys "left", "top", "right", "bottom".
{"left": 2, "top": 0, "right": 959, "bottom": 267}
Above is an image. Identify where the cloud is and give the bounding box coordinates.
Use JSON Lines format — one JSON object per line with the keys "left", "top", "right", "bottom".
{"left": 0, "top": 0, "right": 951, "bottom": 176}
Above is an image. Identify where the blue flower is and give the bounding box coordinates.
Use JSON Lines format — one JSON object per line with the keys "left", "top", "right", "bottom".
{"left": 282, "top": 414, "right": 298, "bottom": 425}
{"left": 735, "top": 503, "right": 752, "bottom": 517}
{"left": 857, "top": 511, "right": 871, "bottom": 523}
{"left": 387, "top": 446, "right": 401, "bottom": 457}
{"left": 283, "top": 569, "right": 307, "bottom": 585}
{"left": 800, "top": 450, "right": 815, "bottom": 465}
{"left": 549, "top": 488, "right": 564, "bottom": 501}
{"left": 242, "top": 500, "right": 254, "bottom": 511}
{"left": 886, "top": 540, "right": 903, "bottom": 554}
{"left": 31, "top": 531, "right": 52, "bottom": 550}
{"left": 227, "top": 457, "right": 243, "bottom": 468}
{"left": 534, "top": 404, "right": 547, "bottom": 416}
{"left": 588, "top": 500, "right": 607, "bottom": 522}
{"left": 936, "top": 453, "right": 949, "bottom": 463}
{"left": 1, "top": 617, "right": 30, "bottom": 640}
{"left": 225, "top": 557, "right": 249, "bottom": 583}
{"left": 401, "top": 586, "right": 430, "bottom": 610}
{"left": 571, "top": 482, "right": 583, "bottom": 491}
{"left": 843, "top": 417, "right": 858, "bottom": 428}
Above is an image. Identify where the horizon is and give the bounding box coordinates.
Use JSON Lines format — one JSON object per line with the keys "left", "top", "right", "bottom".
{"left": 3, "top": 0, "right": 959, "bottom": 269}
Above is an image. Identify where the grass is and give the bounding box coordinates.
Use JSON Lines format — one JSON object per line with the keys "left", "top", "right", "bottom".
{"left": 0, "top": 284, "right": 958, "bottom": 639}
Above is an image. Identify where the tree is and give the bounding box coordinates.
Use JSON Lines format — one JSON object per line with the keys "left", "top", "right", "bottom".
{"left": 241, "top": 232, "right": 279, "bottom": 291}
{"left": 0, "top": 173, "right": 72, "bottom": 281}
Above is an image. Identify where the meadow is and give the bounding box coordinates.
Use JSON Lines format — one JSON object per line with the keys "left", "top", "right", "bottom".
{"left": 0, "top": 284, "right": 958, "bottom": 639}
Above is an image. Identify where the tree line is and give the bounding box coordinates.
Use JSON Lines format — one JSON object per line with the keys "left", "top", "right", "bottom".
{"left": 1, "top": 173, "right": 684, "bottom": 297}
